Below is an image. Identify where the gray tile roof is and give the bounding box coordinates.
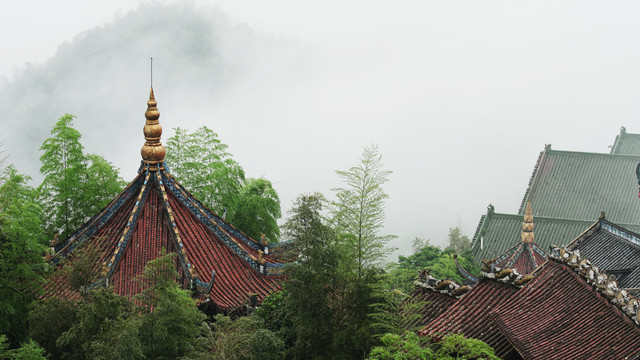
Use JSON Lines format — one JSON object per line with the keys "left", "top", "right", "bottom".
{"left": 567, "top": 219, "right": 640, "bottom": 289}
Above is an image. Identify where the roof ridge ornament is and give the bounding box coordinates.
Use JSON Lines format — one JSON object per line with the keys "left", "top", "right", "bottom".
{"left": 522, "top": 200, "right": 534, "bottom": 243}
{"left": 141, "top": 57, "right": 165, "bottom": 171}
{"left": 140, "top": 82, "right": 165, "bottom": 170}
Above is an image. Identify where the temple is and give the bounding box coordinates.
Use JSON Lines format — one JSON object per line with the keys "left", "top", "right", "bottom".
{"left": 412, "top": 245, "right": 640, "bottom": 359}
{"left": 43, "top": 88, "right": 286, "bottom": 314}
{"left": 472, "top": 128, "right": 640, "bottom": 262}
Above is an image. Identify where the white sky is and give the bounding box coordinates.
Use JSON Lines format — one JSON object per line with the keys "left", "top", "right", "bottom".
{"left": 2, "top": 1, "right": 640, "bottom": 255}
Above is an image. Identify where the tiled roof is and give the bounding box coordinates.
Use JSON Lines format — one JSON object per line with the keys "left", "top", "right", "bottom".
{"left": 518, "top": 148, "right": 640, "bottom": 224}
{"left": 470, "top": 208, "right": 611, "bottom": 262}
{"left": 567, "top": 219, "right": 640, "bottom": 290}
{"left": 45, "top": 167, "right": 285, "bottom": 312}
{"left": 611, "top": 127, "right": 640, "bottom": 156}
{"left": 491, "top": 242, "right": 547, "bottom": 276}
{"left": 43, "top": 89, "right": 286, "bottom": 312}
{"left": 419, "top": 279, "right": 519, "bottom": 358}
{"left": 491, "top": 260, "right": 640, "bottom": 360}
{"left": 401, "top": 287, "right": 457, "bottom": 331}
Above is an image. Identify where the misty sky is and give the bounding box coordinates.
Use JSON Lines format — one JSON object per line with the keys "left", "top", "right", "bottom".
{"left": 1, "top": 1, "right": 639, "bottom": 256}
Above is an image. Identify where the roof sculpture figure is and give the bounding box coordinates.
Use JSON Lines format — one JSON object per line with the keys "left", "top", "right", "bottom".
{"left": 44, "top": 88, "right": 286, "bottom": 313}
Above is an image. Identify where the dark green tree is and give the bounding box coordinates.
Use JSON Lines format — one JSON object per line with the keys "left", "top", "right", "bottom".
{"left": 28, "top": 297, "right": 78, "bottom": 359}
{"left": 0, "top": 165, "right": 47, "bottom": 345}
{"left": 228, "top": 178, "right": 281, "bottom": 242}
{"left": 281, "top": 193, "right": 340, "bottom": 359}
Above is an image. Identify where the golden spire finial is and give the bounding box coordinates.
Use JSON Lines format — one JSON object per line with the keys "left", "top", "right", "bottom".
{"left": 140, "top": 59, "right": 165, "bottom": 170}
{"left": 521, "top": 200, "right": 534, "bottom": 243}
{"left": 140, "top": 87, "right": 165, "bottom": 170}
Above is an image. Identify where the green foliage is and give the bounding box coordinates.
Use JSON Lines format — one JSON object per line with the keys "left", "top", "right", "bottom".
{"left": 56, "top": 288, "right": 136, "bottom": 360}
{"left": 0, "top": 335, "right": 48, "bottom": 360}
{"left": 388, "top": 239, "right": 480, "bottom": 294}
{"left": 228, "top": 177, "right": 281, "bottom": 242}
{"left": 62, "top": 243, "right": 100, "bottom": 297}
{"left": 8, "top": 339, "right": 48, "bottom": 360}
{"left": 331, "top": 144, "right": 396, "bottom": 273}
{"left": 254, "top": 290, "right": 292, "bottom": 340}
{"left": 28, "top": 297, "right": 78, "bottom": 359}
{"left": 367, "top": 332, "right": 498, "bottom": 360}
{"left": 281, "top": 193, "right": 341, "bottom": 359}
{"left": 367, "top": 332, "right": 432, "bottom": 360}
{"left": 185, "top": 314, "right": 284, "bottom": 360}
{"left": 166, "top": 127, "right": 283, "bottom": 242}
{"left": 0, "top": 165, "right": 46, "bottom": 345}
{"left": 165, "top": 126, "right": 245, "bottom": 216}
{"left": 30, "top": 253, "right": 204, "bottom": 360}
{"left": 434, "top": 334, "right": 499, "bottom": 360}
{"left": 136, "top": 252, "right": 206, "bottom": 359}
{"left": 38, "top": 114, "right": 125, "bottom": 240}
{"left": 38, "top": 114, "right": 88, "bottom": 239}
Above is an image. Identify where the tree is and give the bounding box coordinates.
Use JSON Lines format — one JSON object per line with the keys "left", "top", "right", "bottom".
{"left": 28, "top": 297, "right": 78, "bottom": 359}
{"left": 367, "top": 332, "right": 433, "bottom": 360}
{"left": 387, "top": 241, "right": 480, "bottom": 293}
{"left": 0, "top": 335, "right": 48, "bottom": 360}
{"left": 446, "top": 226, "right": 471, "bottom": 254}
{"left": 0, "top": 166, "right": 46, "bottom": 345}
{"left": 136, "top": 252, "right": 206, "bottom": 359}
{"left": 38, "top": 114, "right": 125, "bottom": 240}
{"left": 165, "top": 126, "right": 245, "bottom": 216}
{"left": 331, "top": 144, "right": 396, "bottom": 275}
{"left": 228, "top": 178, "right": 281, "bottom": 242}
{"left": 281, "top": 193, "right": 340, "bottom": 359}
{"left": 38, "top": 114, "right": 88, "bottom": 239}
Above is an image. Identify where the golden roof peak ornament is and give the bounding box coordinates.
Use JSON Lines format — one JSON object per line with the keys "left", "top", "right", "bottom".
{"left": 521, "top": 200, "right": 534, "bottom": 243}
{"left": 140, "top": 58, "right": 165, "bottom": 170}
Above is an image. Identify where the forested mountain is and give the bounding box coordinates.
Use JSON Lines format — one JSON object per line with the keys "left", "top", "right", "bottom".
{"left": 0, "top": 1, "right": 299, "bottom": 181}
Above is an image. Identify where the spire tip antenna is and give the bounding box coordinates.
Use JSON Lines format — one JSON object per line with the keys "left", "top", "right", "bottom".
{"left": 150, "top": 57, "right": 153, "bottom": 89}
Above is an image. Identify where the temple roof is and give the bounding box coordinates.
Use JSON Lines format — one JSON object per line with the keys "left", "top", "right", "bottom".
{"left": 470, "top": 205, "right": 640, "bottom": 263}
{"left": 519, "top": 146, "right": 640, "bottom": 224}
{"left": 491, "top": 259, "right": 640, "bottom": 360}
{"left": 44, "top": 88, "right": 285, "bottom": 312}
{"left": 419, "top": 278, "right": 520, "bottom": 358}
{"left": 401, "top": 286, "right": 458, "bottom": 331}
{"left": 567, "top": 218, "right": 640, "bottom": 292}
{"left": 417, "top": 245, "right": 640, "bottom": 359}
{"left": 611, "top": 126, "right": 640, "bottom": 156}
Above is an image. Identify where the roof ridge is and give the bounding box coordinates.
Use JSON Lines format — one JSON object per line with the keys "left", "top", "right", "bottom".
{"left": 519, "top": 150, "right": 545, "bottom": 214}
{"left": 544, "top": 148, "right": 640, "bottom": 159}
{"left": 549, "top": 245, "right": 640, "bottom": 328}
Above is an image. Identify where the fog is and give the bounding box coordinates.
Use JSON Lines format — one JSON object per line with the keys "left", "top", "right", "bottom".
{"left": 1, "top": 1, "right": 639, "bottom": 256}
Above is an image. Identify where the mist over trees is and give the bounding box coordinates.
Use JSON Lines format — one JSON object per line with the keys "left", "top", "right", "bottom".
{"left": 0, "top": 1, "right": 300, "bottom": 182}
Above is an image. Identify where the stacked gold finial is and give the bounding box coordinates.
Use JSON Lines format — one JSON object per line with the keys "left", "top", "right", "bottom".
{"left": 521, "top": 200, "right": 534, "bottom": 243}
{"left": 141, "top": 88, "right": 165, "bottom": 170}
